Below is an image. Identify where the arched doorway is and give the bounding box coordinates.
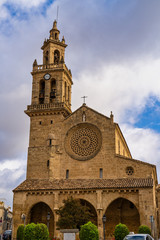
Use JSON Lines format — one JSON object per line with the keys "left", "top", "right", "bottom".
{"left": 105, "top": 198, "right": 140, "bottom": 238}
{"left": 79, "top": 199, "right": 98, "bottom": 226}
{"left": 28, "top": 202, "right": 54, "bottom": 237}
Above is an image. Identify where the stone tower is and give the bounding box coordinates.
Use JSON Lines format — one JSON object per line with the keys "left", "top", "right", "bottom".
{"left": 25, "top": 20, "right": 73, "bottom": 180}
{"left": 13, "top": 21, "right": 159, "bottom": 240}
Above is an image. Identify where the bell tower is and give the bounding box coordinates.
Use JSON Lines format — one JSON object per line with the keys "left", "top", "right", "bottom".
{"left": 25, "top": 20, "right": 72, "bottom": 117}
{"left": 25, "top": 21, "right": 73, "bottom": 179}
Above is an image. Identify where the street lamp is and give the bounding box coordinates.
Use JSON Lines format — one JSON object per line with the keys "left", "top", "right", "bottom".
{"left": 47, "top": 212, "right": 50, "bottom": 230}
{"left": 21, "top": 214, "right": 26, "bottom": 226}
{"left": 102, "top": 214, "right": 106, "bottom": 240}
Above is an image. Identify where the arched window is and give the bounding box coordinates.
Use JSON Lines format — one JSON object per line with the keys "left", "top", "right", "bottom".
{"left": 99, "top": 168, "right": 103, "bottom": 178}
{"left": 39, "top": 80, "right": 45, "bottom": 104}
{"left": 66, "top": 169, "right": 69, "bottom": 179}
{"left": 44, "top": 50, "right": 49, "bottom": 65}
{"left": 54, "top": 50, "right": 60, "bottom": 64}
{"left": 64, "top": 82, "right": 67, "bottom": 100}
{"left": 50, "top": 79, "right": 56, "bottom": 100}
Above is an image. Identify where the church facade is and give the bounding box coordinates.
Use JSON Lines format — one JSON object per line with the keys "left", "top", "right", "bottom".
{"left": 13, "top": 21, "right": 159, "bottom": 239}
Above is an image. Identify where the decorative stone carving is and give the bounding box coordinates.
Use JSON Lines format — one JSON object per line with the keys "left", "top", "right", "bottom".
{"left": 65, "top": 123, "right": 102, "bottom": 160}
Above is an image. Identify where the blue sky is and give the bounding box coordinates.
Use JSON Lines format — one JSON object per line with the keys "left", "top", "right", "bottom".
{"left": 135, "top": 97, "right": 160, "bottom": 131}
{"left": 1, "top": 0, "right": 160, "bottom": 207}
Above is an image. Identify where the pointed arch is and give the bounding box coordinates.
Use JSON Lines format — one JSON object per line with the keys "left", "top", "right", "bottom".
{"left": 50, "top": 79, "right": 56, "bottom": 101}
{"left": 27, "top": 202, "right": 54, "bottom": 237}
{"left": 79, "top": 199, "right": 98, "bottom": 226}
{"left": 39, "top": 80, "right": 45, "bottom": 104}
{"left": 105, "top": 197, "right": 140, "bottom": 238}
{"left": 54, "top": 50, "right": 60, "bottom": 64}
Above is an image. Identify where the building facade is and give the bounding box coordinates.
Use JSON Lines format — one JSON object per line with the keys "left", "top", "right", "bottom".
{"left": 13, "top": 21, "right": 159, "bottom": 239}
{"left": 0, "top": 201, "right": 12, "bottom": 239}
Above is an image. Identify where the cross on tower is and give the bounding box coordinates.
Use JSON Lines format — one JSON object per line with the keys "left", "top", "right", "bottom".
{"left": 81, "top": 96, "right": 88, "bottom": 104}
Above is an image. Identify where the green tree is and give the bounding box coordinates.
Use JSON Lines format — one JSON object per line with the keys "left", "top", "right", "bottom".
{"left": 16, "top": 224, "right": 25, "bottom": 240}
{"left": 138, "top": 225, "right": 151, "bottom": 235}
{"left": 35, "top": 223, "right": 49, "bottom": 240}
{"left": 79, "top": 221, "right": 99, "bottom": 240}
{"left": 24, "top": 223, "right": 36, "bottom": 240}
{"left": 114, "top": 223, "right": 129, "bottom": 240}
{"left": 56, "top": 197, "right": 95, "bottom": 229}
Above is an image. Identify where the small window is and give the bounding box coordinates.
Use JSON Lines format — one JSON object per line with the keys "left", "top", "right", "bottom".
{"left": 66, "top": 169, "right": 69, "bottom": 179}
{"left": 39, "top": 121, "right": 42, "bottom": 125}
{"left": 126, "top": 166, "right": 134, "bottom": 176}
{"left": 49, "top": 139, "right": 52, "bottom": 146}
{"left": 47, "top": 160, "right": 50, "bottom": 167}
{"left": 99, "top": 168, "right": 103, "bottom": 179}
{"left": 118, "top": 140, "right": 120, "bottom": 154}
{"left": 51, "top": 120, "right": 53, "bottom": 124}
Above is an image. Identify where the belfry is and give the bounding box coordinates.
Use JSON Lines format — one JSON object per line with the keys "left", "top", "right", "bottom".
{"left": 13, "top": 21, "right": 160, "bottom": 239}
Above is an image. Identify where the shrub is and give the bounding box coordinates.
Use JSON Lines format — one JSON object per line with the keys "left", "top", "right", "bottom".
{"left": 138, "top": 225, "right": 151, "bottom": 235}
{"left": 79, "top": 221, "right": 99, "bottom": 240}
{"left": 24, "top": 223, "right": 36, "bottom": 240}
{"left": 17, "top": 224, "right": 25, "bottom": 240}
{"left": 35, "top": 223, "right": 49, "bottom": 240}
{"left": 114, "top": 223, "right": 129, "bottom": 240}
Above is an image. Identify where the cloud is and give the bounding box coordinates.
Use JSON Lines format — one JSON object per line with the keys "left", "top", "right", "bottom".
{"left": 0, "top": 158, "right": 26, "bottom": 207}
{"left": 72, "top": 58, "right": 160, "bottom": 125}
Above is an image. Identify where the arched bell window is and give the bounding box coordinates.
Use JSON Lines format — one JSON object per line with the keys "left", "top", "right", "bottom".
{"left": 65, "top": 82, "right": 67, "bottom": 101}
{"left": 39, "top": 80, "right": 45, "bottom": 104}
{"left": 54, "top": 50, "right": 60, "bottom": 64}
{"left": 45, "top": 51, "right": 49, "bottom": 64}
{"left": 50, "top": 79, "right": 56, "bottom": 100}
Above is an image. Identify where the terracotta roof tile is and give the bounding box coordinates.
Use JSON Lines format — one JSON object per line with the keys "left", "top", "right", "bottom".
{"left": 13, "top": 178, "right": 153, "bottom": 192}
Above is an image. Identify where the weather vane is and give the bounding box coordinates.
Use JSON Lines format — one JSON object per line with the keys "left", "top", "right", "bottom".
{"left": 81, "top": 96, "right": 88, "bottom": 104}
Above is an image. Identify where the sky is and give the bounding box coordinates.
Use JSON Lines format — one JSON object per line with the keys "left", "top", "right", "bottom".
{"left": 1, "top": 0, "right": 160, "bottom": 208}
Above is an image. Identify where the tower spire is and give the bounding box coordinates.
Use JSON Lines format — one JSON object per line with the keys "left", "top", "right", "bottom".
{"left": 50, "top": 20, "right": 60, "bottom": 40}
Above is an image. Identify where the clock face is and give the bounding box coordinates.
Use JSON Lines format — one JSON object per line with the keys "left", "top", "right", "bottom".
{"left": 44, "top": 73, "right": 51, "bottom": 80}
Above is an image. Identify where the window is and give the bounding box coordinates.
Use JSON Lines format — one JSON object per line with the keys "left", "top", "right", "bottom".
{"left": 54, "top": 50, "right": 60, "bottom": 64}
{"left": 100, "top": 168, "right": 103, "bottom": 178}
{"left": 118, "top": 140, "right": 120, "bottom": 154}
{"left": 50, "top": 79, "right": 56, "bottom": 100}
{"left": 45, "top": 51, "right": 49, "bottom": 64}
{"left": 39, "top": 121, "right": 42, "bottom": 125}
{"left": 126, "top": 166, "right": 134, "bottom": 176}
{"left": 51, "top": 120, "right": 53, "bottom": 124}
{"left": 39, "top": 80, "right": 45, "bottom": 104}
{"left": 65, "top": 82, "right": 67, "bottom": 100}
{"left": 47, "top": 160, "right": 50, "bottom": 167}
{"left": 49, "top": 139, "right": 52, "bottom": 146}
{"left": 66, "top": 169, "right": 69, "bottom": 179}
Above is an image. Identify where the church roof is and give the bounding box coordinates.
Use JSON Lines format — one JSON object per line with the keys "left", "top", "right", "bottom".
{"left": 13, "top": 178, "right": 153, "bottom": 192}
{"left": 65, "top": 104, "right": 111, "bottom": 121}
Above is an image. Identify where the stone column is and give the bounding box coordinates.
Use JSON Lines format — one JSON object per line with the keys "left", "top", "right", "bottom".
{"left": 53, "top": 192, "right": 60, "bottom": 238}
{"left": 96, "top": 190, "right": 103, "bottom": 239}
